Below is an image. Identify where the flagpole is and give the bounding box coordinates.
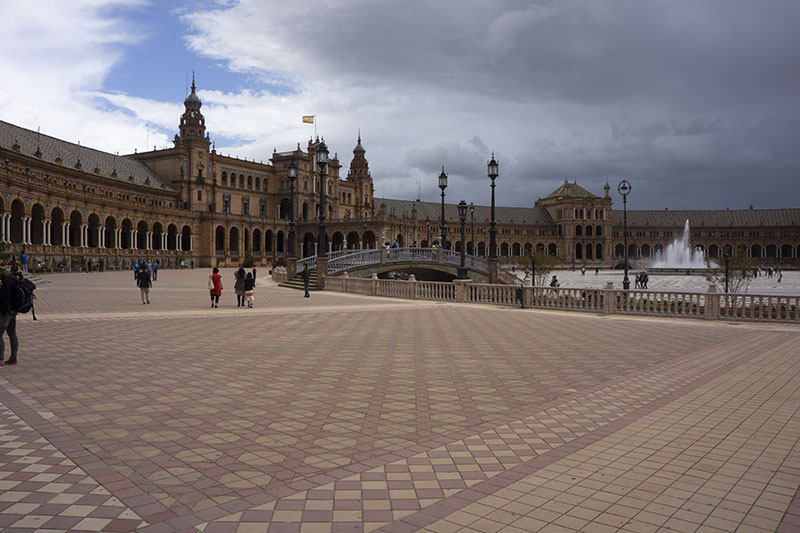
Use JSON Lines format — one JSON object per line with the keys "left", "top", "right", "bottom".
{"left": 314, "top": 115, "right": 317, "bottom": 139}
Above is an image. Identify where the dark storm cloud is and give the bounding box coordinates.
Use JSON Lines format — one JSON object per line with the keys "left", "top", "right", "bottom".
{"left": 183, "top": 0, "right": 800, "bottom": 209}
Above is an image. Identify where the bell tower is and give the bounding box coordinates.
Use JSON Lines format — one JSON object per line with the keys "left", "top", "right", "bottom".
{"left": 173, "top": 73, "right": 211, "bottom": 211}
{"left": 346, "top": 132, "right": 374, "bottom": 218}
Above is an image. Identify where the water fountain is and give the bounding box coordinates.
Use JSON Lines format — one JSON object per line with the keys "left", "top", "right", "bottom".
{"left": 650, "top": 219, "right": 710, "bottom": 269}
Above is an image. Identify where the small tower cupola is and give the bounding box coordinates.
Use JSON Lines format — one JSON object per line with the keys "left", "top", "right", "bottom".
{"left": 179, "top": 73, "right": 206, "bottom": 140}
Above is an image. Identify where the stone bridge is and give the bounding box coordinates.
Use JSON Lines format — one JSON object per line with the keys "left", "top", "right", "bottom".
{"left": 295, "top": 247, "right": 517, "bottom": 283}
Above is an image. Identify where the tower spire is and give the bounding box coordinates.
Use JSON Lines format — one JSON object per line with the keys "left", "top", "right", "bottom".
{"left": 191, "top": 71, "right": 196, "bottom": 93}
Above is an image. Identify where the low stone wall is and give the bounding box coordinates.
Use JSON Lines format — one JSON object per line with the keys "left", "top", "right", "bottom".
{"left": 323, "top": 275, "right": 800, "bottom": 324}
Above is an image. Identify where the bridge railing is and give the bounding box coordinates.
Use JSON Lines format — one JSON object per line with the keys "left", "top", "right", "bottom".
{"left": 296, "top": 256, "right": 316, "bottom": 272}
{"left": 321, "top": 278, "right": 800, "bottom": 324}
{"left": 328, "top": 249, "right": 382, "bottom": 274}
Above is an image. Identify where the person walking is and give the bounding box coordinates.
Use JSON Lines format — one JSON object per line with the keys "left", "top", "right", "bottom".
{"left": 0, "top": 271, "right": 20, "bottom": 368}
{"left": 152, "top": 260, "right": 159, "bottom": 281}
{"left": 209, "top": 267, "right": 222, "bottom": 307}
{"left": 20, "top": 250, "right": 28, "bottom": 272}
{"left": 301, "top": 267, "right": 310, "bottom": 297}
{"left": 234, "top": 267, "right": 246, "bottom": 307}
{"left": 136, "top": 265, "right": 152, "bottom": 304}
{"left": 244, "top": 272, "right": 256, "bottom": 308}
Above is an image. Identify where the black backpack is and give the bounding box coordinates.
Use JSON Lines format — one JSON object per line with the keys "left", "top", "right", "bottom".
{"left": 11, "top": 274, "right": 37, "bottom": 320}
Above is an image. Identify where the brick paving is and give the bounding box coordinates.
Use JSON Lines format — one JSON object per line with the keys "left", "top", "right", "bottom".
{"left": 1, "top": 269, "right": 799, "bottom": 532}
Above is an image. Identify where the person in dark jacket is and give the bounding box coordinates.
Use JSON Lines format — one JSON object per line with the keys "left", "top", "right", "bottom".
{"left": 136, "top": 267, "right": 152, "bottom": 304}
{"left": 234, "top": 267, "right": 246, "bottom": 307}
{"left": 244, "top": 272, "right": 256, "bottom": 308}
{"left": 301, "top": 267, "right": 310, "bottom": 297}
{"left": 0, "top": 271, "right": 19, "bottom": 367}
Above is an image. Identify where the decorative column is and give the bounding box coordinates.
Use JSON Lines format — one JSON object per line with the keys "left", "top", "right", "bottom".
{"left": 0, "top": 214, "right": 6, "bottom": 242}
{"left": 62, "top": 223, "right": 69, "bottom": 247}
{"left": 130, "top": 230, "right": 137, "bottom": 250}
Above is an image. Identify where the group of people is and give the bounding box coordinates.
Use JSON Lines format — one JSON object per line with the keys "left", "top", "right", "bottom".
{"left": 208, "top": 267, "right": 258, "bottom": 308}
{"left": 634, "top": 271, "right": 649, "bottom": 289}
{"left": 3, "top": 251, "right": 29, "bottom": 273}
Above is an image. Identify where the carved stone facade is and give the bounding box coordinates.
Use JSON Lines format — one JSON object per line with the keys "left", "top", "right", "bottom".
{"left": 1, "top": 81, "right": 798, "bottom": 271}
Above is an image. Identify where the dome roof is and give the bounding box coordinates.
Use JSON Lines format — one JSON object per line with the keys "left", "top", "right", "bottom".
{"left": 184, "top": 74, "right": 202, "bottom": 108}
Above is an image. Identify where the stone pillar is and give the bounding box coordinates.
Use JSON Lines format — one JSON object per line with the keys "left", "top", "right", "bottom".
{"left": 190, "top": 235, "right": 194, "bottom": 251}
{"left": 454, "top": 279, "right": 469, "bottom": 303}
{"left": 98, "top": 227, "right": 104, "bottom": 248}
{"left": 705, "top": 284, "right": 720, "bottom": 320}
{"left": 317, "top": 256, "right": 328, "bottom": 289}
{"left": 0, "top": 214, "right": 6, "bottom": 242}
{"left": 380, "top": 247, "right": 388, "bottom": 264}
{"left": 371, "top": 272, "right": 379, "bottom": 296}
{"left": 81, "top": 224, "right": 87, "bottom": 247}
{"left": 603, "top": 281, "right": 616, "bottom": 314}
{"left": 407, "top": 274, "right": 417, "bottom": 299}
{"left": 130, "top": 230, "right": 137, "bottom": 250}
{"left": 523, "top": 277, "right": 533, "bottom": 308}
{"left": 286, "top": 257, "right": 297, "bottom": 279}
{"left": 162, "top": 233, "right": 167, "bottom": 250}
{"left": 63, "top": 223, "right": 69, "bottom": 247}
{"left": 488, "top": 257, "right": 499, "bottom": 284}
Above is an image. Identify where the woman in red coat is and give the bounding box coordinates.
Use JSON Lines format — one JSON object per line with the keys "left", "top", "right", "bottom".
{"left": 209, "top": 267, "right": 223, "bottom": 307}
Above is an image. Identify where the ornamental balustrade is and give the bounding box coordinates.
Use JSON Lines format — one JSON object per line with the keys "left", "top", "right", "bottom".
{"left": 321, "top": 277, "right": 800, "bottom": 324}
{"left": 308, "top": 247, "right": 492, "bottom": 276}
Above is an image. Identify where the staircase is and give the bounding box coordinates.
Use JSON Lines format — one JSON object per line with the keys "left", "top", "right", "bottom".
{"left": 279, "top": 269, "right": 323, "bottom": 291}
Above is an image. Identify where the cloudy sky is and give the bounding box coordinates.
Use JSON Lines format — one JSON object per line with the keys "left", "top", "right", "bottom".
{"left": 2, "top": 0, "right": 799, "bottom": 210}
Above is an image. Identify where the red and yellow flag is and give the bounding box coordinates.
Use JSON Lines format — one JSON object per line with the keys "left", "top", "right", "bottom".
{"left": 302, "top": 115, "right": 315, "bottom": 124}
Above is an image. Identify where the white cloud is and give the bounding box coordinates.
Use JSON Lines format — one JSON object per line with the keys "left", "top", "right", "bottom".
{"left": 0, "top": 0, "right": 166, "bottom": 153}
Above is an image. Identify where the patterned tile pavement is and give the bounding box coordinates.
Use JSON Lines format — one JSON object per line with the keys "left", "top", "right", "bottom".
{"left": 1, "top": 269, "right": 799, "bottom": 532}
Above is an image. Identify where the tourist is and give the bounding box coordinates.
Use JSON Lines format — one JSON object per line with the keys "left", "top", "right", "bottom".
{"left": 777, "top": 269, "right": 782, "bottom": 283}
{"left": 0, "top": 271, "right": 20, "bottom": 368}
{"left": 87, "top": 259, "right": 92, "bottom": 273}
{"left": 595, "top": 267, "right": 599, "bottom": 275}
{"left": 550, "top": 275, "right": 560, "bottom": 288}
{"left": 244, "top": 272, "right": 255, "bottom": 308}
{"left": 642, "top": 271, "right": 649, "bottom": 289}
{"left": 153, "top": 260, "right": 159, "bottom": 281}
{"left": 209, "top": 267, "right": 222, "bottom": 307}
{"left": 581, "top": 266, "right": 586, "bottom": 276}
{"left": 234, "top": 267, "right": 246, "bottom": 307}
{"left": 99, "top": 258, "right": 104, "bottom": 272}
{"left": 301, "top": 267, "right": 310, "bottom": 297}
{"left": 133, "top": 261, "right": 140, "bottom": 280}
{"left": 136, "top": 264, "right": 152, "bottom": 304}
{"left": 634, "top": 273, "right": 640, "bottom": 289}
{"left": 20, "top": 250, "right": 28, "bottom": 272}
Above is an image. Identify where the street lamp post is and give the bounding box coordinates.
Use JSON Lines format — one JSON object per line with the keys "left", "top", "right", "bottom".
{"left": 438, "top": 168, "right": 448, "bottom": 249}
{"left": 287, "top": 161, "right": 297, "bottom": 258}
{"left": 317, "top": 141, "right": 328, "bottom": 258}
{"left": 426, "top": 218, "right": 431, "bottom": 247}
{"left": 469, "top": 202, "right": 474, "bottom": 255}
{"left": 724, "top": 251, "right": 730, "bottom": 293}
{"left": 618, "top": 180, "right": 632, "bottom": 290}
{"left": 458, "top": 200, "right": 468, "bottom": 279}
{"left": 363, "top": 219, "right": 368, "bottom": 249}
{"left": 487, "top": 154, "right": 499, "bottom": 282}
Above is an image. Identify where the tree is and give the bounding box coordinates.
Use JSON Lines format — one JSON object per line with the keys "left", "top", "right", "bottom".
{"left": 242, "top": 252, "right": 256, "bottom": 268}
{"left": 517, "top": 250, "right": 558, "bottom": 287}
{"left": 705, "top": 248, "right": 758, "bottom": 293}
{"left": 0, "top": 242, "right": 10, "bottom": 264}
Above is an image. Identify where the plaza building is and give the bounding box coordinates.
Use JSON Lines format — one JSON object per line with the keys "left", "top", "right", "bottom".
{"left": 1, "top": 81, "right": 799, "bottom": 271}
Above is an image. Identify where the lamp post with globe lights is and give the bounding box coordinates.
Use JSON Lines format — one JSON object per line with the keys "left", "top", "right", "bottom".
{"left": 618, "top": 180, "right": 632, "bottom": 290}
{"left": 316, "top": 141, "right": 329, "bottom": 259}
{"left": 487, "top": 154, "right": 499, "bottom": 282}
{"left": 458, "top": 200, "right": 468, "bottom": 279}
{"left": 438, "top": 168, "right": 448, "bottom": 249}
{"left": 287, "top": 161, "right": 297, "bottom": 259}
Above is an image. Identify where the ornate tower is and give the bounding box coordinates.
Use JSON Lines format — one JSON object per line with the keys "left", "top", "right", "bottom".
{"left": 173, "top": 74, "right": 211, "bottom": 211}
{"left": 346, "top": 133, "right": 374, "bottom": 218}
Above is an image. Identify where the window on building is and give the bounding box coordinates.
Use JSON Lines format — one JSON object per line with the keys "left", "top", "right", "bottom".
{"left": 223, "top": 194, "right": 231, "bottom": 214}
{"left": 260, "top": 199, "right": 267, "bottom": 217}
{"left": 247, "top": 175, "right": 253, "bottom": 190}
{"left": 242, "top": 196, "right": 250, "bottom": 215}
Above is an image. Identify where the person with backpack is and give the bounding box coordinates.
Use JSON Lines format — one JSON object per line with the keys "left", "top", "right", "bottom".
{"left": 0, "top": 271, "right": 20, "bottom": 367}
{"left": 136, "top": 265, "right": 152, "bottom": 304}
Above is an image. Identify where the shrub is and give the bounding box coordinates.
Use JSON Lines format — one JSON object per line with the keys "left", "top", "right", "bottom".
{"left": 242, "top": 252, "right": 255, "bottom": 268}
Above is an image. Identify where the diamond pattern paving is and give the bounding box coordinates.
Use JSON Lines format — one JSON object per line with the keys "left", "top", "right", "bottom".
{"left": 1, "top": 269, "right": 798, "bottom": 532}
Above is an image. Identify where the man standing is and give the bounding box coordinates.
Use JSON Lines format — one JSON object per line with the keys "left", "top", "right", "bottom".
{"left": 301, "top": 267, "right": 310, "bottom": 298}
{"left": 152, "top": 260, "right": 159, "bottom": 281}
{"left": 136, "top": 266, "right": 152, "bottom": 304}
{"left": 20, "top": 250, "right": 28, "bottom": 272}
{"left": 0, "top": 271, "right": 19, "bottom": 367}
